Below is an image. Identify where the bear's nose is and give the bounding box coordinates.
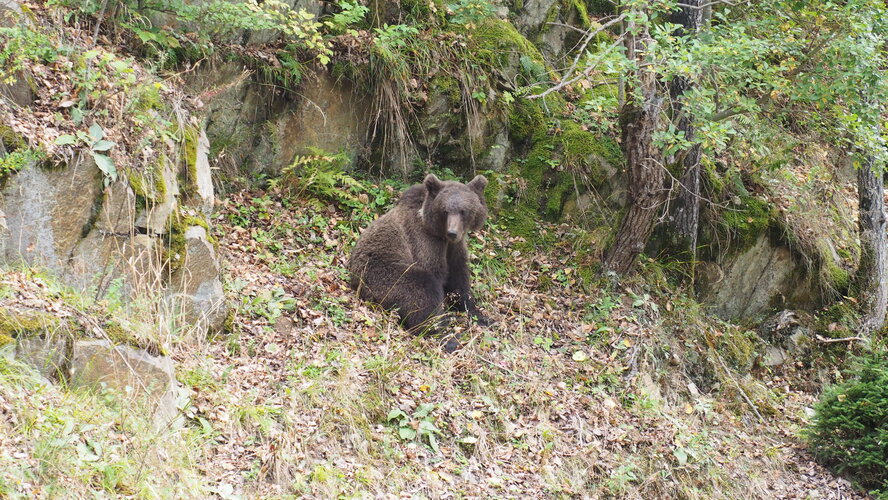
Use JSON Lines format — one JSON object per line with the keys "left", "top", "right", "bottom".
{"left": 447, "top": 229, "right": 458, "bottom": 239}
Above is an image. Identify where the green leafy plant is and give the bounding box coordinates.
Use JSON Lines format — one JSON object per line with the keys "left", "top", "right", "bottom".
{"left": 806, "top": 353, "right": 888, "bottom": 496}
{"left": 372, "top": 23, "right": 421, "bottom": 69}
{"left": 0, "top": 25, "right": 60, "bottom": 81}
{"left": 446, "top": 0, "right": 495, "bottom": 27}
{"left": 51, "top": 0, "right": 332, "bottom": 64}
{"left": 0, "top": 148, "right": 45, "bottom": 182}
{"left": 323, "top": 1, "right": 369, "bottom": 35}
{"left": 387, "top": 403, "right": 442, "bottom": 453}
{"left": 274, "top": 149, "right": 397, "bottom": 220}
{"left": 55, "top": 123, "right": 117, "bottom": 186}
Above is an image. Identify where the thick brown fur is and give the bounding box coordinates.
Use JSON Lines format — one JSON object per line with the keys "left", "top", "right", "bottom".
{"left": 347, "top": 174, "right": 489, "bottom": 350}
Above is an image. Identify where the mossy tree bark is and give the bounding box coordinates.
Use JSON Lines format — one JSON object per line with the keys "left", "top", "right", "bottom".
{"left": 855, "top": 156, "right": 887, "bottom": 337}
{"left": 664, "top": 0, "right": 705, "bottom": 259}
{"left": 602, "top": 27, "right": 665, "bottom": 274}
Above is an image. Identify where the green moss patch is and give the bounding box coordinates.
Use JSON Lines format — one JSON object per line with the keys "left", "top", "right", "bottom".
{"left": 813, "top": 301, "right": 861, "bottom": 339}
{"left": 163, "top": 209, "right": 217, "bottom": 273}
{"left": 0, "top": 126, "right": 44, "bottom": 187}
{"left": 0, "top": 308, "right": 64, "bottom": 339}
{"left": 503, "top": 96, "right": 622, "bottom": 225}
{"left": 125, "top": 157, "right": 169, "bottom": 211}
{"left": 429, "top": 74, "right": 461, "bottom": 105}
{"left": 0, "top": 307, "right": 154, "bottom": 353}
{"left": 181, "top": 125, "right": 200, "bottom": 198}
{"left": 721, "top": 196, "right": 775, "bottom": 250}
{"left": 718, "top": 328, "right": 761, "bottom": 370}
{"left": 469, "top": 18, "right": 546, "bottom": 76}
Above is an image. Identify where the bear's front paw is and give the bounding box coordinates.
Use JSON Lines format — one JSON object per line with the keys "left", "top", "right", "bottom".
{"left": 441, "top": 335, "right": 462, "bottom": 353}
{"left": 474, "top": 313, "right": 492, "bottom": 327}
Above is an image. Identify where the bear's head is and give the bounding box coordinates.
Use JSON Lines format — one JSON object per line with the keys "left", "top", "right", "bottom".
{"left": 421, "top": 174, "right": 488, "bottom": 243}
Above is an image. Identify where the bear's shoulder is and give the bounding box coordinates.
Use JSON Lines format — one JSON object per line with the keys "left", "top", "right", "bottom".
{"left": 396, "top": 184, "right": 426, "bottom": 209}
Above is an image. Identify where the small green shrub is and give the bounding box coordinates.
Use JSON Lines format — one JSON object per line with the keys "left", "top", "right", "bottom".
{"left": 272, "top": 148, "right": 403, "bottom": 222}
{"left": 806, "top": 353, "right": 888, "bottom": 496}
{"left": 446, "top": 0, "right": 495, "bottom": 27}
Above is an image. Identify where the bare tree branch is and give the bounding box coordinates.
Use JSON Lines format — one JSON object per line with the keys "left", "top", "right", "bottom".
{"left": 675, "top": 0, "right": 737, "bottom": 10}
{"left": 815, "top": 334, "right": 867, "bottom": 344}
{"left": 527, "top": 13, "right": 626, "bottom": 100}
{"left": 528, "top": 32, "right": 626, "bottom": 100}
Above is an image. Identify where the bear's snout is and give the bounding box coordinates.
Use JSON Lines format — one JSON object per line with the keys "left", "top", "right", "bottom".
{"left": 446, "top": 213, "right": 463, "bottom": 242}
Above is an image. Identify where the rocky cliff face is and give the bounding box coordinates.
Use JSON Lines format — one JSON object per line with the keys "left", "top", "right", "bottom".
{"left": 0, "top": 137, "right": 226, "bottom": 335}
{"left": 0, "top": 0, "right": 228, "bottom": 419}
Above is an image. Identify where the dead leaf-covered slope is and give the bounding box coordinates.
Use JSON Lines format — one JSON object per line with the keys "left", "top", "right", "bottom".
{"left": 171, "top": 187, "right": 866, "bottom": 499}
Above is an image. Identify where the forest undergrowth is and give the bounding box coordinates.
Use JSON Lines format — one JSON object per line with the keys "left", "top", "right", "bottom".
{"left": 0, "top": 178, "right": 871, "bottom": 498}
{"left": 172, "top": 183, "right": 866, "bottom": 498}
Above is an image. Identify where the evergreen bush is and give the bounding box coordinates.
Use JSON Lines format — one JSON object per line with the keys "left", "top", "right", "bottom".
{"left": 806, "top": 353, "right": 888, "bottom": 497}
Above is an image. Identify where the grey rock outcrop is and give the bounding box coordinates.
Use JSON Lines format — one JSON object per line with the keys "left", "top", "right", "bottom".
{"left": 191, "top": 64, "right": 371, "bottom": 177}
{"left": 1, "top": 156, "right": 101, "bottom": 274}
{"left": 697, "top": 235, "right": 818, "bottom": 320}
{"left": 7, "top": 313, "right": 178, "bottom": 425}
{"left": 15, "top": 335, "right": 70, "bottom": 381}
{"left": 134, "top": 160, "right": 179, "bottom": 236}
{"left": 169, "top": 225, "right": 226, "bottom": 335}
{"left": 69, "top": 340, "right": 178, "bottom": 424}
{"left": 512, "top": 0, "right": 589, "bottom": 65}
{"left": 191, "top": 129, "right": 215, "bottom": 216}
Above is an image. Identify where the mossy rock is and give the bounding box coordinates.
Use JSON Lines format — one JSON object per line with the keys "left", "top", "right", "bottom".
{"left": 725, "top": 375, "right": 781, "bottom": 416}
{"left": 717, "top": 328, "right": 761, "bottom": 370}
{"left": 507, "top": 97, "right": 548, "bottom": 141}
{"left": 563, "top": 0, "right": 591, "bottom": 29}
{"left": 0, "top": 307, "right": 152, "bottom": 351}
{"left": 400, "top": 0, "right": 447, "bottom": 24}
{"left": 818, "top": 253, "right": 851, "bottom": 297}
{"left": 0, "top": 123, "right": 27, "bottom": 151}
{"left": 0, "top": 308, "right": 64, "bottom": 339}
{"left": 0, "top": 333, "right": 14, "bottom": 348}
{"left": 180, "top": 124, "right": 200, "bottom": 199}
{"left": 587, "top": 0, "right": 618, "bottom": 15}
{"left": 813, "top": 301, "right": 861, "bottom": 339}
{"left": 126, "top": 158, "right": 169, "bottom": 208}
{"left": 720, "top": 195, "right": 776, "bottom": 251}
{"left": 163, "top": 209, "right": 217, "bottom": 273}
{"left": 505, "top": 105, "right": 622, "bottom": 222}
{"left": 428, "top": 74, "right": 461, "bottom": 106}
{"left": 468, "top": 18, "right": 547, "bottom": 82}
{"left": 0, "top": 126, "right": 44, "bottom": 187}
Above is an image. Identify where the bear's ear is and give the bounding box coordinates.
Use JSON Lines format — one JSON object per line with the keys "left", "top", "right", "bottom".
{"left": 424, "top": 174, "right": 444, "bottom": 197}
{"left": 467, "top": 175, "right": 488, "bottom": 195}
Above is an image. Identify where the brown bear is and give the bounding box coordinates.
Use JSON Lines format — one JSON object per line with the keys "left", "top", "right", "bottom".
{"left": 347, "top": 174, "right": 490, "bottom": 351}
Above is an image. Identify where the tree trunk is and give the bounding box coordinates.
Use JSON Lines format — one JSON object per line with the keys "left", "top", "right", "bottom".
{"left": 855, "top": 156, "right": 887, "bottom": 337}
{"left": 665, "top": 0, "right": 704, "bottom": 256}
{"left": 602, "top": 59, "right": 665, "bottom": 274}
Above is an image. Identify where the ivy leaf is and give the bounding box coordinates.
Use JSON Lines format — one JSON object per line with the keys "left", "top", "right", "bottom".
{"left": 398, "top": 427, "right": 416, "bottom": 440}
{"left": 92, "top": 140, "right": 116, "bottom": 152}
{"left": 387, "top": 408, "right": 407, "bottom": 422}
{"left": 418, "top": 420, "right": 439, "bottom": 435}
{"left": 76, "top": 442, "right": 100, "bottom": 462}
{"left": 93, "top": 153, "right": 118, "bottom": 182}
{"left": 71, "top": 107, "right": 84, "bottom": 126}
{"left": 89, "top": 123, "right": 104, "bottom": 141}
{"left": 414, "top": 403, "right": 435, "bottom": 419}
{"left": 428, "top": 433, "right": 440, "bottom": 453}
{"left": 673, "top": 447, "right": 688, "bottom": 466}
{"left": 54, "top": 134, "right": 76, "bottom": 146}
